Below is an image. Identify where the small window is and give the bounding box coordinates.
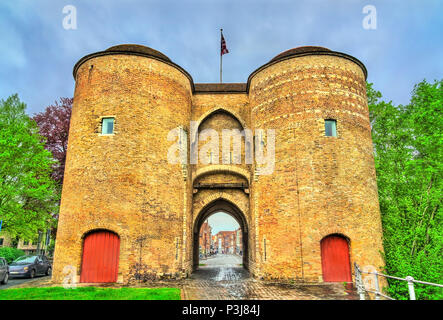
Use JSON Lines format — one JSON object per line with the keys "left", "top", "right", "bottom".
{"left": 23, "top": 240, "right": 29, "bottom": 245}
{"left": 0, "top": 238, "right": 3, "bottom": 246}
{"left": 101, "top": 117, "right": 114, "bottom": 135}
{"left": 325, "top": 119, "right": 337, "bottom": 137}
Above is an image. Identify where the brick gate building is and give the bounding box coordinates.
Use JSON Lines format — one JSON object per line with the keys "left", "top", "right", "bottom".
{"left": 52, "top": 44, "right": 385, "bottom": 284}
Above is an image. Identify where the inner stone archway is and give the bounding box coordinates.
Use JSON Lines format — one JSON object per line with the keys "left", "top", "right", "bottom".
{"left": 193, "top": 198, "right": 249, "bottom": 272}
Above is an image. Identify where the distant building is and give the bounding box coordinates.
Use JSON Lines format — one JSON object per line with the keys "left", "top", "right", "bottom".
{"left": 0, "top": 231, "right": 52, "bottom": 256}
{"left": 199, "top": 220, "right": 212, "bottom": 256}
{"left": 212, "top": 235, "right": 217, "bottom": 252}
{"left": 0, "top": 232, "right": 12, "bottom": 248}
{"left": 215, "top": 231, "right": 238, "bottom": 254}
{"left": 235, "top": 228, "right": 242, "bottom": 255}
{"left": 218, "top": 237, "right": 222, "bottom": 253}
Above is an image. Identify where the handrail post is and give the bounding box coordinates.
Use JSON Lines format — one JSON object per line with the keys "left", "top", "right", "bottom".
{"left": 374, "top": 271, "right": 380, "bottom": 300}
{"left": 354, "top": 263, "right": 365, "bottom": 300}
{"left": 406, "top": 276, "right": 416, "bottom": 300}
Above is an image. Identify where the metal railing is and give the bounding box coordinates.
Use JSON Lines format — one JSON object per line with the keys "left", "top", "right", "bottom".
{"left": 354, "top": 262, "right": 443, "bottom": 300}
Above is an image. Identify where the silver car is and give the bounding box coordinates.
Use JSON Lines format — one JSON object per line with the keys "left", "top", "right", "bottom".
{"left": 0, "top": 257, "right": 9, "bottom": 285}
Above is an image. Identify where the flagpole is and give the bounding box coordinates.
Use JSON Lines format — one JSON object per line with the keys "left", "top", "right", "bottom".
{"left": 220, "top": 28, "right": 223, "bottom": 83}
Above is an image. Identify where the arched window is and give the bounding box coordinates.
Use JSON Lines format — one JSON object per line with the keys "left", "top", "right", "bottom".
{"left": 197, "top": 110, "right": 245, "bottom": 165}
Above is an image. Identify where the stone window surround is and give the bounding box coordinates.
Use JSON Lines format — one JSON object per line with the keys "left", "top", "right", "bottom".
{"left": 324, "top": 118, "right": 338, "bottom": 138}
{"left": 98, "top": 115, "right": 117, "bottom": 136}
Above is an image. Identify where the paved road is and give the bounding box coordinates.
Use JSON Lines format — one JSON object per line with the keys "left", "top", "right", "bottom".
{"left": 200, "top": 254, "right": 242, "bottom": 266}
{"left": 0, "top": 275, "right": 50, "bottom": 290}
{"left": 195, "top": 254, "right": 248, "bottom": 281}
{"left": 180, "top": 254, "right": 358, "bottom": 299}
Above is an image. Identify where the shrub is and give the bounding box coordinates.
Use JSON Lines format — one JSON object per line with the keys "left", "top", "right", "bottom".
{"left": 0, "top": 247, "right": 26, "bottom": 264}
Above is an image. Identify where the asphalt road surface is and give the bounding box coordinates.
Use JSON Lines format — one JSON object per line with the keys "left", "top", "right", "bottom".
{"left": 0, "top": 275, "right": 50, "bottom": 290}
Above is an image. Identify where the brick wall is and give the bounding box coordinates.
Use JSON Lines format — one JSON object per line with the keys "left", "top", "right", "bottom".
{"left": 249, "top": 55, "right": 384, "bottom": 281}
{"left": 52, "top": 45, "right": 384, "bottom": 284}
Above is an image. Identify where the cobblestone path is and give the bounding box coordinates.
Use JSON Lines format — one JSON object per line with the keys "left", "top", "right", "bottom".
{"left": 181, "top": 254, "right": 358, "bottom": 300}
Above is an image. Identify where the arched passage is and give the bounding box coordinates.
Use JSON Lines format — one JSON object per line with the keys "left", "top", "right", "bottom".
{"left": 193, "top": 198, "right": 249, "bottom": 271}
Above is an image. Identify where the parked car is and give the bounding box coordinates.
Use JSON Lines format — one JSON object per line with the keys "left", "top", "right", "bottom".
{"left": 8, "top": 255, "right": 51, "bottom": 278}
{"left": 0, "top": 257, "right": 8, "bottom": 285}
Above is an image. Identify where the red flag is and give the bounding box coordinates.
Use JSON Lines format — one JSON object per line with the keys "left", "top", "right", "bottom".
{"left": 221, "top": 32, "right": 229, "bottom": 56}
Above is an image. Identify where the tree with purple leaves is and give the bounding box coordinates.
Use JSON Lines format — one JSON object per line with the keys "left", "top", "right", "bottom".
{"left": 33, "top": 98, "right": 72, "bottom": 186}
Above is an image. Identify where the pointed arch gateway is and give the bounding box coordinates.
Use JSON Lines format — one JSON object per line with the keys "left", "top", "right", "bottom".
{"left": 194, "top": 107, "right": 247, "bottom": 134}
{"left": 191, "top": 108, "right": 251, "bottom": 160}
{"left": 193, "top": 198, "right": 249, "bottom": 271}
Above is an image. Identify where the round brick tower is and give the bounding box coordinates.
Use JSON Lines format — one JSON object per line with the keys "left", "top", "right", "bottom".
{"left": 52, "top": 44, "right": 193, "bottom": 283}
{"left": 248, "top": 46, "right": 384, "bottom": 281}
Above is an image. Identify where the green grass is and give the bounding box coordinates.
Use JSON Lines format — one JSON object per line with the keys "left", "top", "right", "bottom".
{"left": 0, "top": 287, "right": 181, "bottom": 300}
{"left": 199, "top": 263, "right": 207, "bottom": 266}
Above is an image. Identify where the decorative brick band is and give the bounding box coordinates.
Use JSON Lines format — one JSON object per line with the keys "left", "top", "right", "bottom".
{"left": 251, "top": 69, "right": 366, "bottom": 97}
{"left": 247, "top": 49, "right": 368, "bottom": 92}
{"left": 252, "top": 90, "right": 366, "bottom": 113}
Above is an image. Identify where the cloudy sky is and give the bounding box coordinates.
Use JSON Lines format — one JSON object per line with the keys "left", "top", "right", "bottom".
{"left": 207, "top": 212, "right": 240, "bottom": 235}
{"left": 0, "top": 0, "right": 442, "bottom": 116}
{"left": 1, "top": 1, "right": 441, "bottom": 233}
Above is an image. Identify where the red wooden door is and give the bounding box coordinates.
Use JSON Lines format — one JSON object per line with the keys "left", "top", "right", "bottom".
{"left": 321, "top": 235, "right": 352, "bottom": 282}
{"left": 80, "top": 230, "right": 120, "bottom": 283}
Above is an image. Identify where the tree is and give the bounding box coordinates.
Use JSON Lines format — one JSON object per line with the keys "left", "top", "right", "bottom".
{"left": 33, "top": 98, "right": 73, "bottom": 185}
{"left": 368, "top": 80, "right": 443, "bottom": 300}
{"left": 0, "top": 94, "right": 59, "bottom": 239}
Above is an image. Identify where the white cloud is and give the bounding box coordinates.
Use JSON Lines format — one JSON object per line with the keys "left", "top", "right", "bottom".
{"left": 207, "top": 212, "right": 240, "bottom": 235}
